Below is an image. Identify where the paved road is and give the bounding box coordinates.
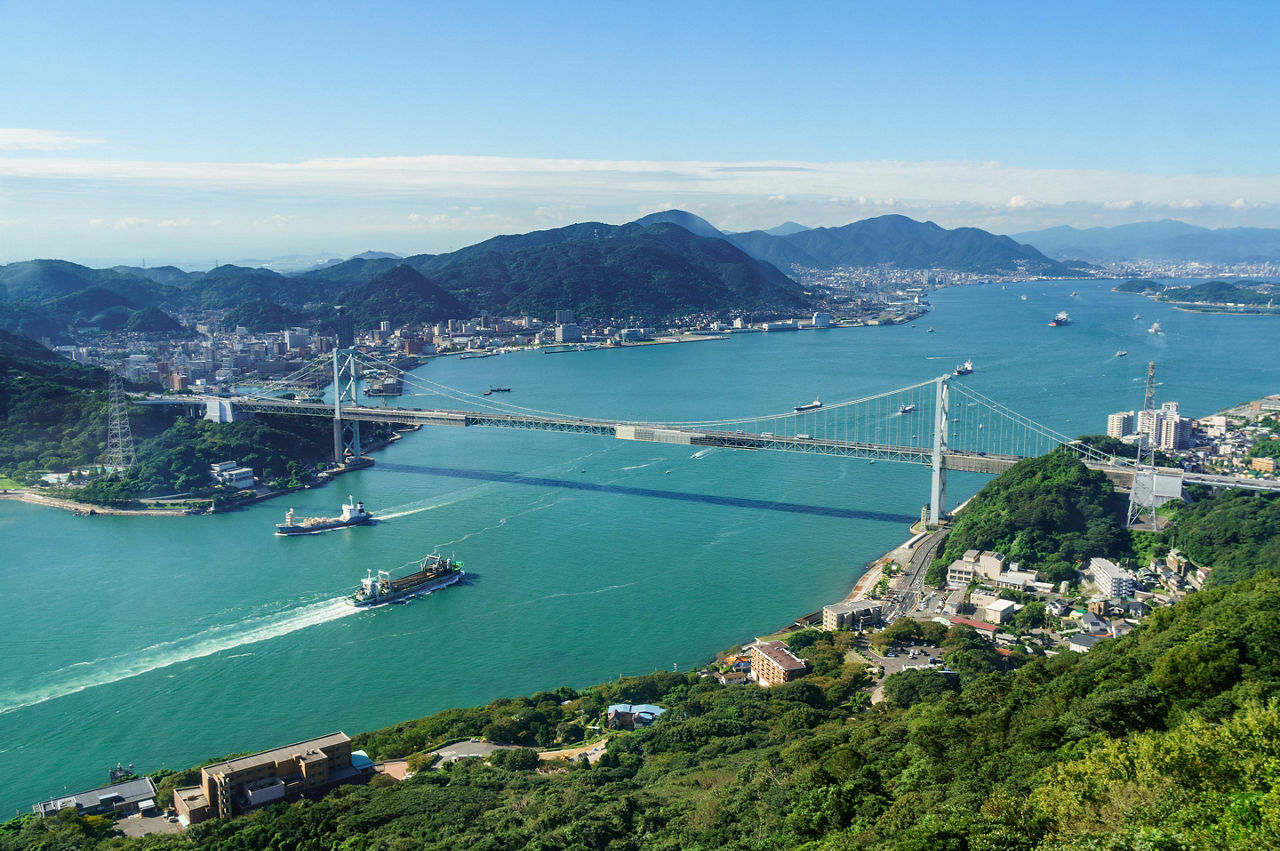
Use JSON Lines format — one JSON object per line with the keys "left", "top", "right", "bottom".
{"left": 430, "top": 740, "right": 512, "bottom": 765}
{"left": 884, "top": 528, "right": 948, "bottom": 622}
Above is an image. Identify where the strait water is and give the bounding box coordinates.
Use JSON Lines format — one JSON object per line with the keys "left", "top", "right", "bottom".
{"left": 1, "top": 278, "right": 1276, "bottom": 815}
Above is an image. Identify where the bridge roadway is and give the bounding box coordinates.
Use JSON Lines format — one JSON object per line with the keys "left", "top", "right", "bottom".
{"left": 163, "top": 395, "right": 1020, "bottom": 470}
{"left": 140, "top": 395, "right": 1280, "bottom": 493}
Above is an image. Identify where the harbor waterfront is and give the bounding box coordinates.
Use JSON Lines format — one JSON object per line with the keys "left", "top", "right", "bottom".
{"left": 1, "top": 278, "right": 1277, "bottom": 816}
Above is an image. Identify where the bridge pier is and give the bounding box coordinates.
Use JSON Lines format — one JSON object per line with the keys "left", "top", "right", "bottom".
{"left": 928, "top": 375, "right": 949, "bottom": 526}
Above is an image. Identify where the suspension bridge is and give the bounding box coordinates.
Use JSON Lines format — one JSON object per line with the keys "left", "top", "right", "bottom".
{"left": 138, "top": 348, "right": 1280, "bottom": 525}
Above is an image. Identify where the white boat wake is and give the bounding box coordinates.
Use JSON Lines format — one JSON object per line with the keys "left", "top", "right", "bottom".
{"left": 0, "top": 597, "right": 359, "bottom": 716}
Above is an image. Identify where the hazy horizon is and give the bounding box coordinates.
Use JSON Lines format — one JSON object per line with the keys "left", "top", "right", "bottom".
{"left": 4, "top": 1, "right": 1279, "bottom": 266}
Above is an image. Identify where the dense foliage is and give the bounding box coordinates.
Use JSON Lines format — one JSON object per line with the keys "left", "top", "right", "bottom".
{"left": 0, "top": 329, "right": 112, "bottom": 475}
{"left": 1166, "top": 490, "right": 1280, "bottom": 587}
{"left": 1161, "top": 280, "right": 1275, "bottom": 306}
{"left": 220, "top": 299, "right": 307, "bottom": 333}
{"left": 340, "top": 265, "right": 468, "bottom": 330}
{"left": 1114, "top": 278, "right": 1163, "bottom": 293}
{"left": 122, "top": 415, "right": 334, "bottom": 495}
{"left": 927, "top": 450, "right": 1131, "bottom": 584}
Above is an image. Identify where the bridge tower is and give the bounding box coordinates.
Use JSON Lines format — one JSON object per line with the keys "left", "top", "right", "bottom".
{"left": 928, "top": 374, "right": 950, "bottom": 525}
{"left": 332, "top": 348, "right": 363, "bottom": 466}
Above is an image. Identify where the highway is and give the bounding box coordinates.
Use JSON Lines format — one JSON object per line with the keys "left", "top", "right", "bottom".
{"left": 884, "top": 528, "right": 948, "bottom": 622}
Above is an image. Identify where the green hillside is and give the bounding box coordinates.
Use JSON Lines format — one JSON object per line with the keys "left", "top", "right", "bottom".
{"left": 402, "top": 221, "right": 811, "bottom": 323}
{"left": 0, "top": 329, "right": 110, "bottom": 475}
{"left": 340, "top": 264, "right": 469, "bottom": 329}
{"left": 4, "top": 454, "right": 1279, "bottom": 848}
{"left": 927, "top": 450, "right": 1132, "bottom": 584}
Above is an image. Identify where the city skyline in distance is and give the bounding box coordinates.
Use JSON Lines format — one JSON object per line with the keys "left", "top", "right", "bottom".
{"left": 3, "top": 1, "right": 1279, "bottom": 266}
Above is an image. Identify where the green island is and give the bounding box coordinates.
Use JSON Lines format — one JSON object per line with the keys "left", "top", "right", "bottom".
{"left": 5, "top": 449, "right": 1280, "bottom": 850}
{"left": 1114, "top": 278, "right": 1280, "bottom": 314}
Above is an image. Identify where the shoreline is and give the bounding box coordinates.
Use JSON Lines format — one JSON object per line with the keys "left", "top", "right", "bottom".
{"left": 0, "top": 438, "right": 390, "bottom": 519}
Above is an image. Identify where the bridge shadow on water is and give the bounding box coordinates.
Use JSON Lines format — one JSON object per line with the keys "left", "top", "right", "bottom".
{"left": 376, "top": 462, "right": 916, "bottom": 524}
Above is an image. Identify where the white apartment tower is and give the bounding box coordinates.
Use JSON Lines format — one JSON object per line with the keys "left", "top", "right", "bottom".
{"left": 1107, "top": 411, "right": 1135, "bottom": 438}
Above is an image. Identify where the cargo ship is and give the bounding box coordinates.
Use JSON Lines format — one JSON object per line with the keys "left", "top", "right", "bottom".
{"left": 794, "top": 398, "right": 823, "bottom": 412}
{"left": 1049, "top": 311, "right": 1071, "bottom": 327}
{"left": 275, "top": 496, "right": 372, "bottom": 536}
{"left": 954, "top": 360, "right": 974, "bottom": 376}
{"left": 350, "top": 554, "right": 464, "bottom": 607}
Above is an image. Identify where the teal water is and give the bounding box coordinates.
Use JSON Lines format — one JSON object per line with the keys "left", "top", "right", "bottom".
{"left": 1, "top": 278, "right": 1275, "bottom": 815}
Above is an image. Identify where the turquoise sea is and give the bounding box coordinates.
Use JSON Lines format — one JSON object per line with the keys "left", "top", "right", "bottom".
{"left": 1, "top": 278, "right": 1275, "bottom": 815}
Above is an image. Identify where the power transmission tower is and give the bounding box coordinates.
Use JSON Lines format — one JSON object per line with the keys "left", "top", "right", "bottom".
{"left": 104, "top": 369, "right": 136, "bottom": 471}
{"left": 1126, "top": 361, "right": 1157, "bottom": 528}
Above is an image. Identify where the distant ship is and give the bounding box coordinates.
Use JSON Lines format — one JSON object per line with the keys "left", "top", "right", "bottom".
{"left": 954, "top": 360, "right": 974, "bottom": 376}
{"left": 482, "top": 386, "right": 512, "bottom": 396}
{"left": 1148, "top": 321, "right": 1164, "bottom": 334}
{"left": 795, "top": 398, "right": 823, "bottom": 412}
{"left": 926, "top": 327, "right": 935, "bottom": 333}
{"left": 350, "top": 554, "right": 463, "bottom": 607}
{"left": 1134, "top": 313, "right": 1141, "bottom": 320}
{"left": 1049, "top": 311, "right": 1071, "bottom": 327}
{"left": 363, "top": 376, "right": 403, "bottom": 396}
{"left": 276, "top": 496, "right": 372, "bottom": 536}
{"left": 1019, "top": 294, "right": 1028, "bottom": 301}
{"left": 1115, "top": 349, "right": 1128, "bottom": 357}
{"left": 899, "top": 404, "right": 916, "bottom": 414}
{"left": 1070, "top": 291, "right": 1078, "bottom": 297}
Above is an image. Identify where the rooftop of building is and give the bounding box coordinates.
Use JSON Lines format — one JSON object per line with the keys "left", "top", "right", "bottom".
{"left": 607, "top": 703, "right": 666, "bottom": 718}
{"left": 33, "top": 777, "right": 157, "bottom": 816}
{"left": 201, "top": 732, "right": 350, "bottom": 777}
{"left": 752, "top": 640, "right": 809, "bottom": 671}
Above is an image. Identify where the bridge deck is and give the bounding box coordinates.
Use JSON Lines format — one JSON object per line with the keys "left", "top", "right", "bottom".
{"left": 136, "top": 395, "right": 1280, "bottom": 493}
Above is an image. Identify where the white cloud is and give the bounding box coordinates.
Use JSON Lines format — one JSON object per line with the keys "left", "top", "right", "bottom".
{"left": 1104, "top": 199, "right": 1136, "bottom": 210}
{"left": 88, "top": 218, "right": 105, "bottom": 226}
{"left": 158, "top": 217, "right": 193, "bottom": 228}
{"left": 113, "top": 217, "right": 149, "bottom": 229}
{"left": 3, "top": 153, "right": 1279, "bottom": 219}
{"left": 0, "top": 218, "right": 23, "bottom": 227}
{"left": 0, "top": 128, "right": 104, "bottom": 151}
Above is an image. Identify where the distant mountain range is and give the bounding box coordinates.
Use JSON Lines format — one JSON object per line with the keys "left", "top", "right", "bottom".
{"left": 1012, "top": 220, "right": 1280, "bottom": 264}
{"left": 0, "top": 211, "right": 1083, "bottom": 337}
{"left": 639, "top": 211, "right": 1080, "bottom": 276}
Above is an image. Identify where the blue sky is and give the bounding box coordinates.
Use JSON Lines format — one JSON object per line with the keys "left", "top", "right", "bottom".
{"left": 3, "top": 1, "right": 1279, "bottom": 267}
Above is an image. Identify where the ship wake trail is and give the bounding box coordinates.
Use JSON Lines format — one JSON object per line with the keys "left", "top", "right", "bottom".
{"left": 0, "top": 598, "right": 358, "bottom": 716}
